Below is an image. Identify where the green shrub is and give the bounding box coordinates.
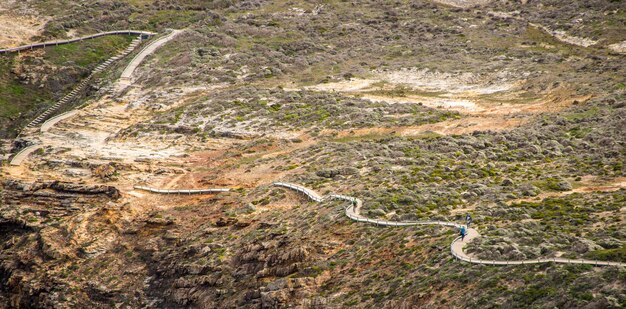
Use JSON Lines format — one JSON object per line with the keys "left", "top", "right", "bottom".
{"left": 584, "top": 248, "right": 626, "bottom": 263}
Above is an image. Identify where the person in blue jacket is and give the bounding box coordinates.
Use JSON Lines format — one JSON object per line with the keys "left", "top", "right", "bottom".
{"left": 459, "top": 226, "right": 467, "bottom": 241}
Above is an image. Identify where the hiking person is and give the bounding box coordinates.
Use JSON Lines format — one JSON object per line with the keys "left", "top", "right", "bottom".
{"left": 459, "top": 226, "right": 466, "bottom": 241}
{"left": 466, "top": 213, "right": 472, "bottom": 228}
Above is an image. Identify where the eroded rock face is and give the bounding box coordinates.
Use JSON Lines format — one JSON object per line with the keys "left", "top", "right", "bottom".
{"left": 3, "top": 179, "right": 120, "bottom": 199}
{"left": 92, "top": 163, "right": 117, "bottom": 180}
{"left": 0, "top": 179, "right": 124, "bottom": 308}
{"left": 144, "top": 231, "right": 327, "bottom": 308}
{"left": 1, "top": 180, "right": 120, "bottom": 232}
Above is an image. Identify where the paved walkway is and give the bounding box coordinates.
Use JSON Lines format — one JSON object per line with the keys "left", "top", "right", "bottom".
{"left": 9, "top": 144, "right": 43, "bottom": 166}
{"left": 40, "top": 111, "right": 79, "bottom": 132}
{"left": 9, "top": 30, "right": 182, "bottom": 166}
{"left": 21, "top": 35, "right": 145, "bottom": 133}
{"left": 117, "top": 30, "right": 182, "bottom": 90}
{"left": 0, "top": 30, "right": 155, "bottom": 53}
{"left": 274, "top": 182, "right": 626, "bottom": 267}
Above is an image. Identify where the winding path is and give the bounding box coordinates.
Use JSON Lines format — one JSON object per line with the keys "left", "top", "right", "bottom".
{"left": 21, "top": 34, "right": 148, "bottom": 132}
{"left": 40, "top": 111, "right": 79, "bottom": 132}
{"left": 9, "top": 30, "right": 183, "bottom": 166}
{"left": 273, "top": 182, "right": 626, "bottom": 267}
{"left": 9, "top": 144, "right": 43, "bottom": 166}
{"left": 117, "top": 29, "right": 182, "bottom": 90}
{"left": 0, "top": 30, "right": 155, "bottom": 53}
{"left": 6, "top": 26, "right": 622, "bottom": 269}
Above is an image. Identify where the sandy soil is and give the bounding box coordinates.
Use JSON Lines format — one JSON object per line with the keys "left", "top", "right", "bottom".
{"left": 432, "top": 0, "right": 492, "bottom": 8}
{"left": 530, "top": 23, "right": 597, "bottom": 48}
{"left": 3, "top": 85, "right": 215, "bottom": 203}
{"left": 305, "top": 69, "right": 519, "bottom": 95}
{"left": 302, "top": 70, "right": 588, "bottom": 135}
{"left": 508, "top": 176, "right": 626, "bottom": 205}
{"left": 0, "top": 1, "right": 49, "bottom": 48}
{"left": 360, "top": 94, "right": 482, "bottom": 112}
{"left": 608, "top": 41, "right": 626, "bottom": 54}
{"left": 0, "top": 15, "right": 48, "bottom": 48}
{"left": 41, "top": 98, "right": 185, "bottom": 163}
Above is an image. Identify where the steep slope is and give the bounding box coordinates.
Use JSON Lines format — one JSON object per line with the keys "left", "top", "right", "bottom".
{"left": 0, "top": 0, "right": 625, "bottom": 308}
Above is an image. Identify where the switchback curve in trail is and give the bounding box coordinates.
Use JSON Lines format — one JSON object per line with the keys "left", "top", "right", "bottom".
{"left": 117, "top": 29, "right": 183, "bottom": 90}
{"left": 273, "top": 182, "right": 626, "bottom": 267}
{"left": 0, "top": 30, "right": 156, "bottom": 53}
{"left": 9, "top": 144, "right": 43, "bottom": 166}
{"left": 21, "top": 34, "right": 148, "bottom": 132}
{"left": 9, "top": 31, "right": 184, "bottom": 166}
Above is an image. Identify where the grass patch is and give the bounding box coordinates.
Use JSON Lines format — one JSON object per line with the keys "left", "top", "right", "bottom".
{"left": 584, "top": 248, "right": 626, "bottom": 263}
{"left": 363, "top": 85, "right": 446, "bottom": 98}
{"left": 564, "top": 106, "right": 599, "bottom": 121}
{"left": 45, "top": 35, "right": 134, "bottom": 68}
{"left": 331, "top": 132, "right": 398, "bottom": 143}
{"left": 0, "top": 55, "right": 52, "bottom": 136}
{"left": 0, "top": 34, "right": 135, "bottom": 137}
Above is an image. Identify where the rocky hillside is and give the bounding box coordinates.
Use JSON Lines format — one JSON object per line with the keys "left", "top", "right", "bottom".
{"left": 1, "top": 0, "right": 625, "bottom": 308}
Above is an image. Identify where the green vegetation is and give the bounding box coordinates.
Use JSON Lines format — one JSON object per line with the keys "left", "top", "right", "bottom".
{"left": 2, "top": 0, "right": 626, "bottom": 308}
{"left": 0, "top": 55, "right": 52, "bottom": 136}
{"left": 585, "top": 248, "right": 626, "bottom": 263}
{"left": 363, "top": 85, "right": 446, "bottom": 98}
{"left": 44, "top": 35, "right": 134, "bottom": 68}
{"left": 0, "top": 34, "right": 135, "bottom": 137}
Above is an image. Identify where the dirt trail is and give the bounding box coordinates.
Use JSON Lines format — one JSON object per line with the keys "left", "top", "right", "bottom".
{"left": 508, "top": 176, "right": 626, "bottom": 205}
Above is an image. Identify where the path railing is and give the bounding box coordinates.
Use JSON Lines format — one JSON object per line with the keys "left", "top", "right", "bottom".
{"left": 9, "top": 144, "right": 43, "bottom": 166}
{"left": 117, "top": 29, "right": 181, "bottom": 88}
{"left": 40, "top": 110, "right": 79, "bottom": 132}
{"left": 21, "top": 33, "right": 151, "bottom": 132}
{"left": 0, "top": 30, "right": 155, "bottom": 53}
{"left": 274, "top": 182, "right": 626, "bottom": 268}
{"left": 273, "top": 182, "right": 324, "bottom": 202}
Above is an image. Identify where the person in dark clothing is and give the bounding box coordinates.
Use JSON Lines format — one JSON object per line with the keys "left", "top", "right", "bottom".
{"left": 466, "top": 213, "right": 472, "bottom": 228}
